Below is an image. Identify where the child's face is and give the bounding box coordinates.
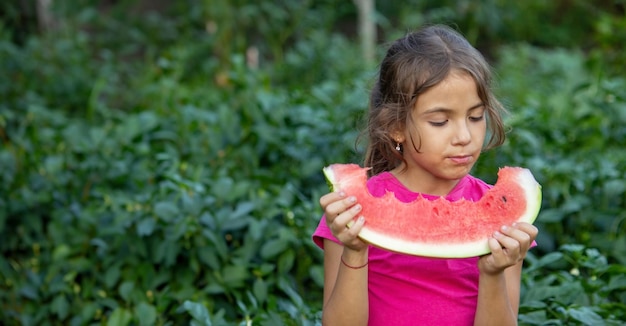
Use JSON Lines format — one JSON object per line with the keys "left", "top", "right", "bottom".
{"left": 397, "top": 71, "right": 487, "bottom": 189}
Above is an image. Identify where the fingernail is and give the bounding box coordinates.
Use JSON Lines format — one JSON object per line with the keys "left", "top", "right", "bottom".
{"left": 501, "top": 225, "right": 508, "bottom": 231}
{"left": 348, "top": 196, "right": 356, "bottom": 203}
{"left": 494, "top": 231, "right": 502, "bottom": 237}
{"left": 339, "top": 191, "right": 346, "bottom": 197}
{"left": 353, "top": 204, "right": 361, "bottom": 211}
{"left": 358, "top": 216, "right": 365, "bottom": 223}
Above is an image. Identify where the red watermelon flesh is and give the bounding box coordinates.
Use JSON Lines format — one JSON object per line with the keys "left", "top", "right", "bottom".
{"left": 323, "top": 164, "right": 542, "bottom": 258}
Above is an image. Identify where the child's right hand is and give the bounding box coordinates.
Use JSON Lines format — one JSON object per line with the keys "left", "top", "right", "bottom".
{"left": 319, "top": 191, "right": 368, "bottom": 251}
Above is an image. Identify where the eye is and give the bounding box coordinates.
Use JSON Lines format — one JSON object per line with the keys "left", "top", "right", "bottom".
{"left": 469, "top": 115, "right": 484, "bottom": 122}
{"left": 429, "top": 120, "right": 448, "bottom": 127}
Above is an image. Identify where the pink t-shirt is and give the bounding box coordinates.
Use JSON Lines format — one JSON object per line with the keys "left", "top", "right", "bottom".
{"left": 313, "top": 172, "right": 492, "bottom": 325}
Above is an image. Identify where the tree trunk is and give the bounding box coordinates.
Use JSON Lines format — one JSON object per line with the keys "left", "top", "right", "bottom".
{"left": 36, "top": 0, "right": 56, "bottom": 33}
{"left": 352, "top": 0, "right": 376, "bottom": 65}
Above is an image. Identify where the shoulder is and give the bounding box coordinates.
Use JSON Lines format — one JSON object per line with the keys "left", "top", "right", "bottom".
{"left": 366, "top": 172, "right": 399, "bottom": 195}
{"left": 366, "top": 172, "right": 419, "bottom": 202}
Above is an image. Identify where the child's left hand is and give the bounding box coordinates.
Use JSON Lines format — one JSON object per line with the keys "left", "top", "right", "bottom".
{"left": 478, "top": 222, "right": 538, "bottom": 274}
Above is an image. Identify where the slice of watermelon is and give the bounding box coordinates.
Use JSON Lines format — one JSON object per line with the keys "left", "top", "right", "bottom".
{"left": 323, "top": 164, "right": 542, "bottom": 258}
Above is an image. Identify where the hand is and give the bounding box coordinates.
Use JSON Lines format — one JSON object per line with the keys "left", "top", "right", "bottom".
{"left": 319, "top": 191, "right": 368, "bottom": 251}
{"left": 478, "top": 222, "right": 538, "bottom": 274}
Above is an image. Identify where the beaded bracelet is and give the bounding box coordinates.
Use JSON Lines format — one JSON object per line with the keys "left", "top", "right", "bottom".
{"left": 341, "top": 256, "right": 368, "bottom": 269}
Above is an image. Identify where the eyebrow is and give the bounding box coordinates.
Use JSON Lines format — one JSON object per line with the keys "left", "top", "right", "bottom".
{"left": 421, "top": 102, "right": 485, "bottom": 115}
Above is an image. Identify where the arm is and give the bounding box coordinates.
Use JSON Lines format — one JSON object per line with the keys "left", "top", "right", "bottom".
{"left": 322, "top": 241, "right": 369, "bottom": 325}
{"left": 474, "top": 223, "right": 538, "bottom": 326}
{"left": 319, "top": 192, "right": 369, "bottom": 325}
{"left": 474, "top": 260, "right": 522, "bottom": 325}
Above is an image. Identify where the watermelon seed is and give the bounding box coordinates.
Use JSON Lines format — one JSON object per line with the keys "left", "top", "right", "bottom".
{"left": 501, "top": 196, "right": 507, "bottom": 203}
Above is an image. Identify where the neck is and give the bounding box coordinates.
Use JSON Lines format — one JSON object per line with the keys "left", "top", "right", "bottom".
{"left": 390, "top": 165, "right": 462, "bottom": 196}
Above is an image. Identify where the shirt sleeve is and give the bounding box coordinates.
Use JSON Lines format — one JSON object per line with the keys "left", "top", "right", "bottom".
{"left": 312, "top": 215, "right": 342, "bottom": 249}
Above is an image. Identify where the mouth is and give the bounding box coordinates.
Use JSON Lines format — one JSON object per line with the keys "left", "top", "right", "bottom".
{"left": 448, "top": 155, "right": 473, "bottom": 164}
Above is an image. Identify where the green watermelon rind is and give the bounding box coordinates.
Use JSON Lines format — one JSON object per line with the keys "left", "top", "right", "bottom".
{"left": 322, "top": 164, "right": 542, "bottom": 258}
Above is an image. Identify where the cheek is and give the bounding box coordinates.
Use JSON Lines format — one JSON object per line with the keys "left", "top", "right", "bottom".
{"left": 479, "top": 125, "right": 488, "bottom": 139}
{"left": 404, "top": 126, "right": 422, "bottom": 149}
{"left": 410, "top": 129, "right": 445, "bottom": 152}
{"left": 472, "top": 121, "right": 487, "bottom": 137}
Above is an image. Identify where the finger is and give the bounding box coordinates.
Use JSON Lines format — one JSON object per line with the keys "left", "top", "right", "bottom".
{"left": 493, "top": 230, "right": 521, "bottom": 255}
{"left": 319, "top": 191, "right": 345, "bottom": 209}
{"left": 345, "top": 216, "right": 365, "bottom": 237}
{"left": 487, "top": 237, "right": 503, "bottom": 255}
{"left": 499, "top": 225, "right": 532, "bottom": 248}
{"left": 512, "top": 222, "right": 539, "bottom": 240}
{"left": 329, "top": 202, "right": 362, "bottom": 232}
{"left": 485, "top": 237, "right": 507, "bottom": 267}
{"left": 338, "top": 216, "right": 368, "bottom": 250}
{"left": 487, "top": 235, "right": 522, "bottom": 270}
{"left": 325, "top": 195, "right": 358, "bottom": 221}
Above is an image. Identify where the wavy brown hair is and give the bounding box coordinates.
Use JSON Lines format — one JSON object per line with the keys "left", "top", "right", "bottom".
{"left": 362, "top": 25, "right": 507, "bottom": 176}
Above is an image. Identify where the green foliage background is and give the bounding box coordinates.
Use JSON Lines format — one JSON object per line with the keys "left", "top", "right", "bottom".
{"left": 1, "top": 1, "right": 625, "bottom": 325}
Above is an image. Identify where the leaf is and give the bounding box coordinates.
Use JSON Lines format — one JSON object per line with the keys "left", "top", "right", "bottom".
{"left": 116, "top": 111, "right": 159, "bottom": 142}
{"left": 107, "top": 307, "right": 132, "bottom": 326}
{"left": 260, "top": 238, "right": 289, "bottom": 259}
{"left": 51, "top": 294, "right": 69, "bottom": 320}
{"left": 222, "top": 265, "right": 248, "bottom": 288}
{"left": 205, "top": 282, "right": 225, "bottom": 295}
{"left": 519, "top": 300, "right": 548, "bottom": 310}
{"left": 560, "top": 244, "right": 585, "bottom": 254}
{"left": 80, "top": 302, "right": 99, "bottom": 322}
{"left": 278, "top": 277, "right": 303, "bottom": 307}
{"left": 154, "top": 239, "right": 180, "bottom": 266}
{"left": 277, "top": 250, "right": 295, "bottom": 273}
{"left": 518, "top": 311, "right": 548, "bottom": 325}
{"left": 526, "top": 251, "right": 564, "bottom": 272}
{"left": 90, "top": 238, "right": 108, "bottom": 256}
{"left": 136, "top": 218, "right": 156, "bottom": 237}
{"left": 154, "top": 201, "right": 180, "bottom": 222}
{"left": 134, "top": 302, "right": 157, "bottom": 326}
{"left": 309, "top": 265, "right": 324, "bottom": 287}
{"left": 198, "top": 248, "right": 221, "bottom": 270}
{"left": 52, "top": 244, "right": 71, "bottom": 261}
{"left": 537, "top": 208, "right": 566, "bottom": 223}
{"left": 232, "top": 201, "right": 255, "bottom": 219}
{"left": 104, "top": 265, "right": 121, "bottom": 288}
{"left": 182, "top": 300, "right": 211, "bottom": 325}
{"left": 203, "top": 230, "right": 228, "bottom": 260}
{"left": 567, "top": 306, "right": 604, "bottom": 325}
{"left": 253, "top": 278, "right": 268, "bottom": 304}
{"left": 247, "top": 219, "right": 267, "bottom": 241}
{"left": 19, "top": 285, "right": 38, "bottom": 300}
{"left": 118, "top": 281, "right": 134, "bottom": 302}
{"left": 220, "top": 215, "right": 251, "bottom": 232}
{"left": 524, "top": 283, "right": 586, "bottom": 305}
{"left": 603, "top": 179, "right": 626, "bottom": 197}
{"left": 606, "top": 274, "right": 626, "bottom": 291}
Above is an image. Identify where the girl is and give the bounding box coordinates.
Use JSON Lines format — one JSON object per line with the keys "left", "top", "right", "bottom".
{"left": 313, "top": 25, "right": 538, "bottom": 325}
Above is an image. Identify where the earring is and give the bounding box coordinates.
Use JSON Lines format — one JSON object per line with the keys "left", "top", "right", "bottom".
{"left": 395, "top": 142, "right": 401, "bottom": 151}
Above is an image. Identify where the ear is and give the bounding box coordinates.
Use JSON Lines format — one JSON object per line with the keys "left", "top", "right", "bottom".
{"left": 391, "top": 130, "right": 405, "bottom": 143}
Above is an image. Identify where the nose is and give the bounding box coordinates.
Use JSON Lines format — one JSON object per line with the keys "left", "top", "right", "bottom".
{"left": 453, "top": 121, "right": 472, "bottom": 145}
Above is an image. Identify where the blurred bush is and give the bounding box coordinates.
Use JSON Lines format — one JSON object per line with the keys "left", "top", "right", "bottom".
{"left": 0, "top": 0, "right": 624, "bottom": 324}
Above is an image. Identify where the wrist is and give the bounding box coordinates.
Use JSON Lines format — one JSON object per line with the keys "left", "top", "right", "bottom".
{"left": 341, "top": 247, "right": 368, "bottom": 269}
{"left": 478, "top": 268, "right": 506, "bottom": 279}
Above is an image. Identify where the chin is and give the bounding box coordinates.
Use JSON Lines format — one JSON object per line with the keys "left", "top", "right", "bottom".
{"left": 450, "top": 165, "right": 474, "bottom": 179}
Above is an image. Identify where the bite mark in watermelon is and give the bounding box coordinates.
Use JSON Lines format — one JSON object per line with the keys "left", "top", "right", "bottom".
{"left": 323, "top": 164, "right": 542, "bottom": 258}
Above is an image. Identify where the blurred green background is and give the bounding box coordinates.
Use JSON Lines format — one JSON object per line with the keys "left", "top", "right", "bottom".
{"left": 1, "top": 0, "right": 625, "bottom": 325}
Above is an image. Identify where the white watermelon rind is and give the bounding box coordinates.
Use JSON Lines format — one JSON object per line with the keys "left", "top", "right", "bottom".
{"left": 323, "top": 165, "right": 542, "bottom": 258}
